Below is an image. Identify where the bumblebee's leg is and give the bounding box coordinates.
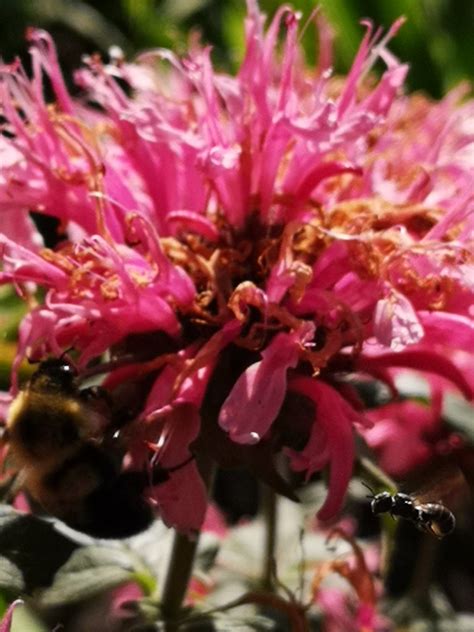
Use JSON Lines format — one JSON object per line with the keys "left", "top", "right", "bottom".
{"left": 150, "top": 454, "right": 194, "bottom": 485}
{"left": 80, "top": 385, "right": 113, "bottom": 412}
{"left": 419, "top": 522, "right": 439, "bottom": 538}
{"left": 80, "top": 386, "right": 119, "bottom": 445}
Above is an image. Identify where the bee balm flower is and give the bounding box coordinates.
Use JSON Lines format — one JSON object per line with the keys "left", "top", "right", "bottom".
{"left": 1, "top": 1, "right": 473, "bottom": 531}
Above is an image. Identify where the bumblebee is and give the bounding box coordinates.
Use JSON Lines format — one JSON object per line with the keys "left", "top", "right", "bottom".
{"left": 3, "top": 358, "right": 174, "bottom": 539}
{"left": 368, "top": 489, "right": 456, "bottom": 538}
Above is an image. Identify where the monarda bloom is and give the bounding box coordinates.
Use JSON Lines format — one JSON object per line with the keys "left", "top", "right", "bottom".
{"left": 1, "top": 0, "right": 473, "bottom": 533}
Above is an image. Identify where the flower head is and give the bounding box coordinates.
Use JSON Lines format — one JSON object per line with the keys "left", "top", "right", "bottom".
{"left": 1, "top": 1, "right": 473, "bottom": 531}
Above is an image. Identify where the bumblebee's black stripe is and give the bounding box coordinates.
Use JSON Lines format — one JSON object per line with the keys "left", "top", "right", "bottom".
{"left": 44, "top": 444, "right": 154, "bottom": 538}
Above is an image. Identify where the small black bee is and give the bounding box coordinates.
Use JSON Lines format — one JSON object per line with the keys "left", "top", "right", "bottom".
{"left": 3, "top": 357, "right": 189, "bottom": 539}
{"left": 365, "top": 486, "right": 455, "bottom": 538}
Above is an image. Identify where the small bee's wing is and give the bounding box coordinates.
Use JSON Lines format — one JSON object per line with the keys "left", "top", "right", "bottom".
{"left": 457, "top": 447, "right": 474, "bottom": 503}
{"left": 403, "top": 457, "right": 470, "bottom": 509}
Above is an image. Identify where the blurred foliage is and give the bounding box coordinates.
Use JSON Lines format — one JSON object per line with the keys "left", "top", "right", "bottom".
{"left": 0, "top": 0, "right": 472, "bottom": 97}
{"left": 0, "top": 288, "right": 27, "bottom": 390}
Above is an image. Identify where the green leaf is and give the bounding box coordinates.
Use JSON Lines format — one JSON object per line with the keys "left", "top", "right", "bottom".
{"left": 27, "top": 0, "right": 130, "bottom": 53}
{"left": 133, "top": 611, "right": 277, "bottom": 631}
{"left": 181, "top": 612, "right": 277, "bottom": 631}
{"left": 0, "top": 558, "right": 24, "bottom": 595}
{"left": 386, "top": 586, "right": 455, "bottom": 627}
{"left": 10, "top": 603, "right": 48, "bottom": 632}
{"left": 0, "top": 506, "right": 78, "bottom": 594}
{"left": 38, "top": 545, "right": 138, "bottom": 607}
{"left": 442, "top": 393, "right": 474, "bottom": 444}
{"left": 453, "top": 615, "right": 474, "bottom": 632}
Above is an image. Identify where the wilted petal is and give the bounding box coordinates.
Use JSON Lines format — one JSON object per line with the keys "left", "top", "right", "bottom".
{"left": 374, "top": 289, "right": 424, "bottom": 350}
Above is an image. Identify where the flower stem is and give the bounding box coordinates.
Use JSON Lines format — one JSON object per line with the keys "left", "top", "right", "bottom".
{"left": 161, "top": 531, "right": 199, "bottom": 631}
{"left": 357, "top": 456, "right": 398, "bottom": 493}
{"left": 160, "top": 457, "right": 214, "bottom": 631}
{"left": 357, "top": 456, "right": 398, "bottom": 575}
{"left": 408, "top": 533, "right": 439, "bottom": 600}
{"left": 261, "top": 484, "right": 277, "bottom": 591}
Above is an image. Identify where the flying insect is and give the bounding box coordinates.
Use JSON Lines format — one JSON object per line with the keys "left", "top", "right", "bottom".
{"left": 3, "top": 357, "right": 185, "bottom": 538}
{"left": 366, "top": 486, "right": 456, "bottom": 538}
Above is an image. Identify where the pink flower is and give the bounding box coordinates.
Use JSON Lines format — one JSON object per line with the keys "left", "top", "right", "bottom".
{"left": 311, "top": 530, "right": 390, "bottom": 632}
{"left": 363, "top": 398, "right": 442, "bottom": 478}
{"left": 1, "top": 1, "right": 474, "bottom": 531}
{"left": 287, "top": 376, "right": 369, "bottom": 521}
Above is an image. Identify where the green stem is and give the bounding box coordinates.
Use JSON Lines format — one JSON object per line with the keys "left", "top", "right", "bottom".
{"left": 261, "top": 484, "right": 277, "bottom": 591}
{"left": 160, "top": 458, "right": 215, "bottom": 631}
{"left": 161, "top": 531, "right": 199, "bottom": 631}
{"left": 357, "top": 456, "right": 398, "bottom": 493}
{"left": 356, "top": 456, "right": 398, "bottom": 577}
{"left": 408, "top": 533, "right": 439, "bottom": 601}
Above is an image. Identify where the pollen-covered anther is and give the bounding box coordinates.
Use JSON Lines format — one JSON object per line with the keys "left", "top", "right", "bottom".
{"left": 40, "top": 248, "right": 75, "bottom": 273}
{"left": 100, "top": 277, "right": 121, "bottom": 300}
{"left": 288, "top": 261, "right": 313, "bottom": 303}
{"left": 398, "top": 271, "right": 454, "bottom": 310}
{"left": 129, "top": 271, "right": 154, "bottom": 287}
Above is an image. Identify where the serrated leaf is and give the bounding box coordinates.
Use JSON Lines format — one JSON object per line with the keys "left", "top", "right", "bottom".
{"left": 39, "top": 545, "right": 137, "bottom": 607}
{"left": 0, "top": 506, "right": 78, "bottom": 593}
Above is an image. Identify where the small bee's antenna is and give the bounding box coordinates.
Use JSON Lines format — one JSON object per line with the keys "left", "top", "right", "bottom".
{"left": 27, "top": 348, "right": 75, "bottom": 366}
{"left": 361, "top": 481, "right": 376, "bottom": 499}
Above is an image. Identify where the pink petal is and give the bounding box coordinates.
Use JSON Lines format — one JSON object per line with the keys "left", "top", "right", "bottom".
{"left": 166, "top": 210, "right": 219, "bottom": 241}
{"left": 0, "top": 600, "right": 23, "bottom": 632}
{"left": 151, "top": 461, "right": 207, "bottom": 532}
{"left": 0, "top": 234, "right": 68, "bottom": 288}
{"left": 420, "top": 311, "right": 474, "bottom": 348}
{"left": 288, "top": 377, "right": 361, "bottom": 520}
{"left": 359, "top": 350, "right": 473, "bottom": 401}
{"left": 291, "top": 161, "right": 362, "bottom": 203}
{"left": 218, "top": 330, "right": 307, "bottom": 444}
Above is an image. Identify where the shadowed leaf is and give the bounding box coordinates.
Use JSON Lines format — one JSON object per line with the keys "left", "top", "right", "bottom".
{"left": 38, "top": 545, "right": 138, "bottom": 607}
